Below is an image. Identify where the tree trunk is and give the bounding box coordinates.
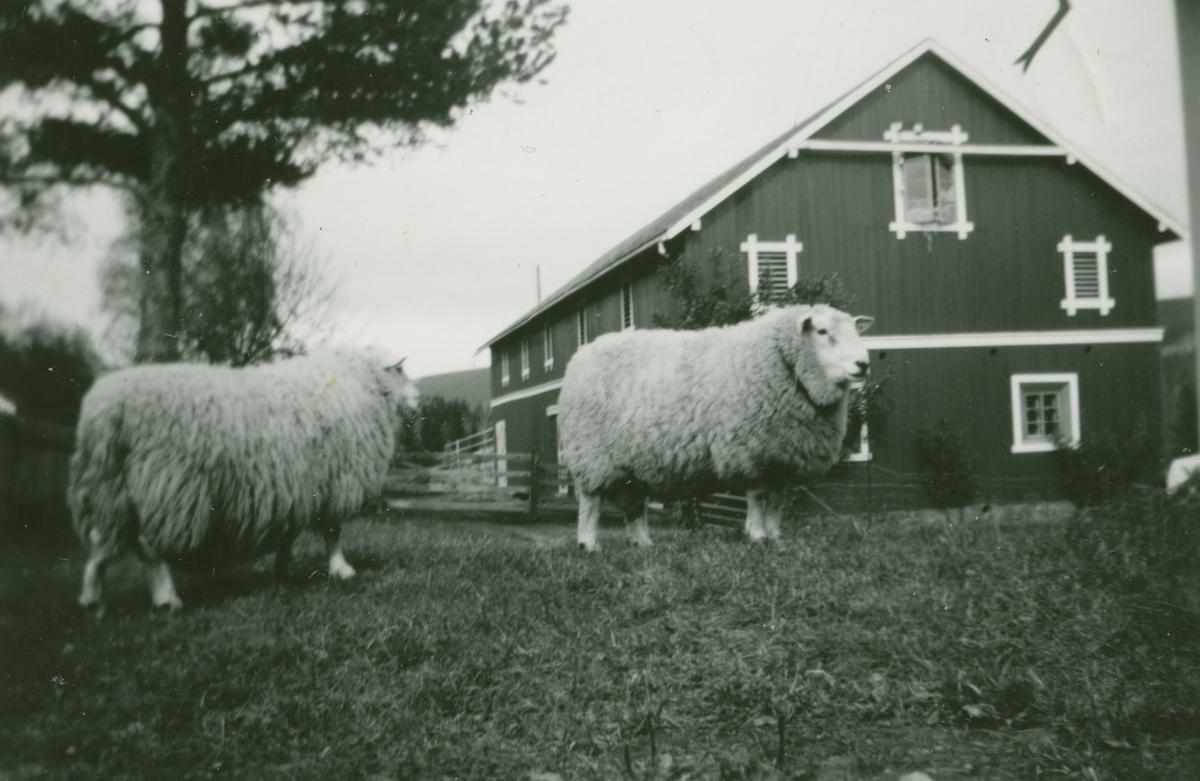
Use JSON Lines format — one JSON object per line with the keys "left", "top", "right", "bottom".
{"left": 135, "top": 0, "right": 190, "bottom": 364}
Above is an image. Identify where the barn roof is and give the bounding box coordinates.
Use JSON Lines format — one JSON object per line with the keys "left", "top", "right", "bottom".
{"left": 483, "top": 38, "right": 1187, "bottom": 349}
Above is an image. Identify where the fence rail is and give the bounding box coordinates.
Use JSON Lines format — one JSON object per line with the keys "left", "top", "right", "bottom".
{"left": 387, "top": 450, "right": 573, "bottom": 518}
{"left": 443, "top": 428, "right": 495, "bottom": 455}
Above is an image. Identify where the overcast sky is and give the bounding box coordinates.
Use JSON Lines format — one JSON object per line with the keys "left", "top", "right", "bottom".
{"left": 1, "top": 0, "right": 1192, "bottom": 378}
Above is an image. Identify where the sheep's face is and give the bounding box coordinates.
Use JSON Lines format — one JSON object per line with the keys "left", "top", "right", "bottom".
{"left": 383, "top": 360, "right": 421, "bottom": 411}
{"left": 794, "top": 305, "right": 873, "bottom": 404}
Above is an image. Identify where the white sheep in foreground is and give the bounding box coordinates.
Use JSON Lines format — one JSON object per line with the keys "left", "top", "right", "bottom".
{"left": 559, "top": 304, "right": 873, "bottom": 550}
{"left": 69, "top": 350, "right": 419, "bottom": 611}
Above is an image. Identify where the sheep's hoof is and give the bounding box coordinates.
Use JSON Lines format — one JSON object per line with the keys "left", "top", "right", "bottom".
{"left": 152, "top": 598, "right": 184, "bottom": 613}
{"left": 329, "top": 563, "right": 357, "bottom": 580}
{"left": 77, "top": 600, "right": 105, "bottom": 621}
{"left": 577, "top": 540, "right": 599, "bottom": 552}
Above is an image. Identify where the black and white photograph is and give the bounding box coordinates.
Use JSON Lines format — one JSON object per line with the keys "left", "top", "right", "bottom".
{"left": 2, "top": 0, "right": 1199, "bottom": 778}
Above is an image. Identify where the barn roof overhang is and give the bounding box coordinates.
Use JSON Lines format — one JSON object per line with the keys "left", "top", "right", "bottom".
{"left": 481, "top": 37, "right": 1188, "bottom": 351}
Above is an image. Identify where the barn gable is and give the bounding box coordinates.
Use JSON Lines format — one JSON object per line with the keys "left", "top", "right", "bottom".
{"left": 484, "top": 38, "right": 1184, "bottom": 351}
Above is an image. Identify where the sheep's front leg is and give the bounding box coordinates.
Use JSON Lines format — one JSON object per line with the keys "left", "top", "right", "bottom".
{"left": 324, "top": 524, "right": 356, "bottom": 580}
{"left": 274, "top": 528, "right": 299, "bottom": 580}
{"left": 577, "top": 488, "right": 603, "bottom": 552}
{"left": 744, "top": 488, "right": 768, "bottom": 541}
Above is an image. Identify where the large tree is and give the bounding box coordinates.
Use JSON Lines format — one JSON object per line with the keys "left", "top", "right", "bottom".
{"left": 98, "top": 203, "right": 337, "bottom": 366}
{"left": 0, "top": 0, "right": 567, "bottom": 362}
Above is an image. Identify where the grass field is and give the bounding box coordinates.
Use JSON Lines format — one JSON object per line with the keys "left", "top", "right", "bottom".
{"left": 1, "top": 507, "right": 1197, "bottom": 780}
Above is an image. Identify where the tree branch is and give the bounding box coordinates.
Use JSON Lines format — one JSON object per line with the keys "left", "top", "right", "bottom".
{"left": 84, "top": 77, "right": 148, "bottom": 133}
{"left": 190, "top": 0, "right": 309, "bottom": 23}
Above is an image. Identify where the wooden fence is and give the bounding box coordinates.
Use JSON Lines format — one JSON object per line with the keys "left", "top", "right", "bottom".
{"left": 0, "top": 413, "right": 75, "bottom": 540}
{"left": 386, "top": 450, "right": 574, "bottom": 518}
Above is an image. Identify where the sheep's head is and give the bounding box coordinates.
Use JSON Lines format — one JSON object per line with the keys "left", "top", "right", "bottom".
{"left": 383, "top": 358, "right": 421, "bottom": 411}
{"left": 789, "top": 304, "right": 873, "bottom": 406}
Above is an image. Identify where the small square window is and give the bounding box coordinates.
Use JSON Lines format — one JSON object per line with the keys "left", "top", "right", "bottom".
{"left": 1011, "top": 373, "right": 1080, "bottom": 453}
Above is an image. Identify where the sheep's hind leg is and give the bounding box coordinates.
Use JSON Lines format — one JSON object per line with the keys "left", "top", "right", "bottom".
{"left": 617, "top": 494, "right": 652, "bottom": 547}
{"left": 134, "top": 537, "right": 183, "bottom": 610}
{"left": 577, "top": 488, "right": 603, "bottom": 552}
{"left": 744, "top": 488, "right": 768, "bottom": 542}
{"left": 762, "top": 490, "right": 783, "bottom": 541}
{"left": 323, "top": 523, "right": 356, "bottom": 580}
{"left": 79, "top": 529, "right": 117, "bottom": 612}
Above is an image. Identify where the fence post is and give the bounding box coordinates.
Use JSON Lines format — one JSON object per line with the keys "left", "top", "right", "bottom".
{"left": 529, "top": 450, "right": 541, "bottom": 520}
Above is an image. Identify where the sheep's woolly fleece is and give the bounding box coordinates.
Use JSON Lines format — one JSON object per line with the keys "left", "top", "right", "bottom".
{"left": 559, "top": 305, "right": 856, "bottom": 499}
{"left": 69, "top": 351, "right": 407, "bottom": 564}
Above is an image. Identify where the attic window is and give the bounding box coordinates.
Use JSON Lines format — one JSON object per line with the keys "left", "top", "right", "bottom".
{"left": 501, "top": 349, "right": 510, "bottom": 387}
{"left": 577, "top": 307, "right": 589, "bottom": 346}
{"left": 741, "top": 234, "right": 801, "bottom": 304}
{"left": 520, "top": 338, "right": 531, "bottom": 380}
{"left": 885, "top": 123, "right": 974, "bottom": 240}
{"left": 543, "top": 322, "right": 554, "bottom": 371}
{"left": 1059, "top": 235, "right": 1114, "bottom": 316}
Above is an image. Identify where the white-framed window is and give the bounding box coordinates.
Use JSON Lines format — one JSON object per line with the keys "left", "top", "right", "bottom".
{"left": 741, "top": 234, "right": 801, "bottom": 303}
{"left": 543, "top": 322, "right": 554, "bottom": 371}
{"left": 1059, "top": 235, "right": 1115, "bottom": 316}
{"left": 577, "top": 306, "right": 588, "bottom": 347}
{"left": 546, "top": 404, "right": 569, "bottom": 495}
{"left": 885, "top": 123, "right": 973, "bottom": 240}
{"left": 520, "top": 337, "right": 530, "bottom": 380}
{"left": 844, "top": 381, "right": 871, "bottom": 462}
{"left": 1010, "top": 373, "right": 1080, "bottom": 453}
{"left": 494, "top": 419, "right": 508, "bottom": 488}
{"left": 621, "top": 282, "right": 635, "bottom": 330}
{"left": 501, "top": 349, "right": 510, "bottom": 387}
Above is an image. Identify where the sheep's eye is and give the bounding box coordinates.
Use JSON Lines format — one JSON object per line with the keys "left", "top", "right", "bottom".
{"left": 817, "top": 328, "right": 829, "bottom": 336}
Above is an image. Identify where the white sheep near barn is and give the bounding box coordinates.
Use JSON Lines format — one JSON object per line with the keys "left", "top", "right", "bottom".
{"left": 559, "top": 303, "right": 873, "bottom": 550}
{"left": 69, "top": 350, "right": 419, "bottom": 611}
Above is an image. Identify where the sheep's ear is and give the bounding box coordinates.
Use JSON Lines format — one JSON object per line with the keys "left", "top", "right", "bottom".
{"left": 854, "top": 316, "right": 874, "bottom": 334}
{"left": 799, "top": 315, "right": 814, "bottom": 333}
{"left": 386, "top": 358, "right": 407, "bottom": 372}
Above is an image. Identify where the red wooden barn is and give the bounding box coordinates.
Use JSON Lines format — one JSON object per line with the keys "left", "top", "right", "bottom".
{"left": 481, "top": 39, "right": 1182, "bottom": 511}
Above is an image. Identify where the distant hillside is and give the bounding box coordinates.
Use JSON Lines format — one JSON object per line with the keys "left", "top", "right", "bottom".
{"left": 414, "top": 367, "right": 491, "bottom": 409}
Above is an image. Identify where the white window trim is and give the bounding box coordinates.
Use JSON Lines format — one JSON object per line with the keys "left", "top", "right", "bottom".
{"left": 621, "top": 282, "right": 635, "bottom": 330}
{"left": 1059, "top": 234, "right": 1115, "bottom": 316}
{"left": 577, "top": 307, "right": 588, "bottom": 347}
{"left": 886, "top": 123, "right": 974, "bottom": 240}
{"left": 500, "top": 349, "right": 510, "bottom": 387}
{"left": 1010, "top": 373, "right": 1080, "bottom": 454}
{"left": 543, "top": 323, "right": 554, "bottom": 371}
{"left": 546, "top": 405, "right": 570, "bottom": 495}
{"left": 844, "top": 381, "right": 872, "bottom": 462}
{"left": 520, "top": 338, "right": 531, "bottom": 381}
{"left": 741, "top": 234, "right": 801, "bottom": 300}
